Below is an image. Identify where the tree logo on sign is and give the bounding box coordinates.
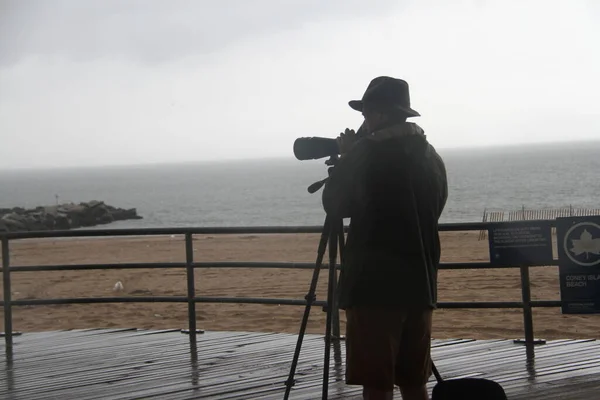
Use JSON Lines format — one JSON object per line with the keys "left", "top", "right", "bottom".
{"left": 564, "top": 222, "right": 600, "bottom": 267}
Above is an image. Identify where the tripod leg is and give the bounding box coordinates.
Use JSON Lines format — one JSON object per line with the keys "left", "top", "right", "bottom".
{"left": 332, "top": 219, "right": 345, "bottom": 370}
{"left": 283, "top": 217, "right": 332, "bottom": 400}
{"left": 332, "top": 219, "right": 345, "bottom": 341}
{"left": 322, "top": 221, "right": 339, "bottom": 400}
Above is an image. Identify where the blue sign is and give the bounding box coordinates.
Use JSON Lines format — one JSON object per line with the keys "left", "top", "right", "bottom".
{"left": 488, "top": 221, "right": 553, "bottom": 266}
{"left": 556, "top": 216, "right": 600, "bottom": 314}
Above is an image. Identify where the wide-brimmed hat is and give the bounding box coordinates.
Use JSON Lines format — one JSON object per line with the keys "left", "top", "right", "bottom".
{"left": 348, "top": 76, "right": 420, "bottom": 117}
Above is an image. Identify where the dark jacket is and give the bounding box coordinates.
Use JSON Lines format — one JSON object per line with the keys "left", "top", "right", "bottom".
{"left": 322, "top": 122, "right": 448, "bottom": 310}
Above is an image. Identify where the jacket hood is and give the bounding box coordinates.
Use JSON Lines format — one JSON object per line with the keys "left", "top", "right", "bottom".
{"left": 367, "top": 122, "right": 426, "bottom": 142}
{"left": 365, "top": 122, "right": 429, "bottom": 156}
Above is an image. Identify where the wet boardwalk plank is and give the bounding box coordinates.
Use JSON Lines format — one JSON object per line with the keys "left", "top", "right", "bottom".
{"left": 1, "top": 329, "right": 600, "bottom": 399}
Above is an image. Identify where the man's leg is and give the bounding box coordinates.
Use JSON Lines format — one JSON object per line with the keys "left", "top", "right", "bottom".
{"left": 345, "top": 307, "right": 406, "bottom": 399}
{"left": 363, "top": 386, "right": 394, "bottom": 400}
{"left": 395, "top": 308, "right": 434, "bottom": 400}
{"left": 399, "top": 385, "right": 429, "bottom": 400}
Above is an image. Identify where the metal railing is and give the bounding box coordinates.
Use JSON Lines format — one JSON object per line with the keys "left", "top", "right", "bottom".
{"left": 1, "top": 221, "right": 563, "bottom": 354}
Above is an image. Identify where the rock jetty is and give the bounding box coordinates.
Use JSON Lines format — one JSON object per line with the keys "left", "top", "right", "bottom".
{"left": 0, "top": 201, "right": 142, "bottom": 232}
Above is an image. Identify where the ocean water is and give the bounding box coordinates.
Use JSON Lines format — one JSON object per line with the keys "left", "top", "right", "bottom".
{"left": 1, "top": 141, "right": 598, "bottom": 229}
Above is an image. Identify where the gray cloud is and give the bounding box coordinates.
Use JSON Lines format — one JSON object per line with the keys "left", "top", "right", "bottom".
{"left": 0, "top": 0, "right": 404, "bottom": 67}
{"left": 1, "top": 0, "right": 599, "bottom": 170}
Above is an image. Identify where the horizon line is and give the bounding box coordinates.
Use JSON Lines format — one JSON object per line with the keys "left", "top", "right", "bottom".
{"left": 1, "top": 137, "right": 599, "bottom": 172}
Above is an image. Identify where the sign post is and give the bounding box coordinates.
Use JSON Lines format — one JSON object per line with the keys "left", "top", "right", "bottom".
{"left": 556, "top": 216, "right": 600, "bottom": 314}
{"left": 487, "top": 220, "right": 553, "bottom": 348}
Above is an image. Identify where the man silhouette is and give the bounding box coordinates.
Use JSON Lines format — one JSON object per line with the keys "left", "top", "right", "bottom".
{"left": 322, "top": 77, "right": 448, "bottom": 400}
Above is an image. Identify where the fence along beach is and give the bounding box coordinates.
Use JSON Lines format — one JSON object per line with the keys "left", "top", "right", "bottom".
{"left": 478, "top": 206, "right": 600, "bottom": 239}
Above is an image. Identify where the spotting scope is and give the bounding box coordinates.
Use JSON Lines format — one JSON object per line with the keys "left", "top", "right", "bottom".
{"left": 292, "top": 123, "right": 367, "bottom": 161}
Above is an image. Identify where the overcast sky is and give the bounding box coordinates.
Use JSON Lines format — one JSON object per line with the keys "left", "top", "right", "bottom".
{"left": 1, "top": 0, "right": 599, "bottom": 169}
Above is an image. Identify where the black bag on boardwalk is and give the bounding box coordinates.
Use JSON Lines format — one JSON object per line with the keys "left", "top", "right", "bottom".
{"left": 431, "top": 362, "right": 508, "bottom": 400}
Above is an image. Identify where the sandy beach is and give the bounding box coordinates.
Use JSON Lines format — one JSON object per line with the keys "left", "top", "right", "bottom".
{"left": 1, "top": 231, "right": 597, "bottom": 340}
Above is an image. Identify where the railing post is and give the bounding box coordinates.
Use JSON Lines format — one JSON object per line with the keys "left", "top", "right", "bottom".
{"left": 520, "top": 265, "right": 534, "bottom": 345}
{"left": 514, "top": 265, "right": 545, "bottom": 349}
{"left": 184, "top": 233, "right": 199, "bottom": 348}
{"left": 2, "top": 236, "right": 13, "bottom": 352}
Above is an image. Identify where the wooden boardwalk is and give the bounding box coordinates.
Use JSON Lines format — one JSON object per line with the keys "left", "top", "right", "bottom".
{"left": 2, "top": 329, "right": 600, "bottom": 399}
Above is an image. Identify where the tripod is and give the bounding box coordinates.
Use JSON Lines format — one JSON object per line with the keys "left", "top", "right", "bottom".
{"left": 283, "top": 156, "right": 346, "bottom": 400}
